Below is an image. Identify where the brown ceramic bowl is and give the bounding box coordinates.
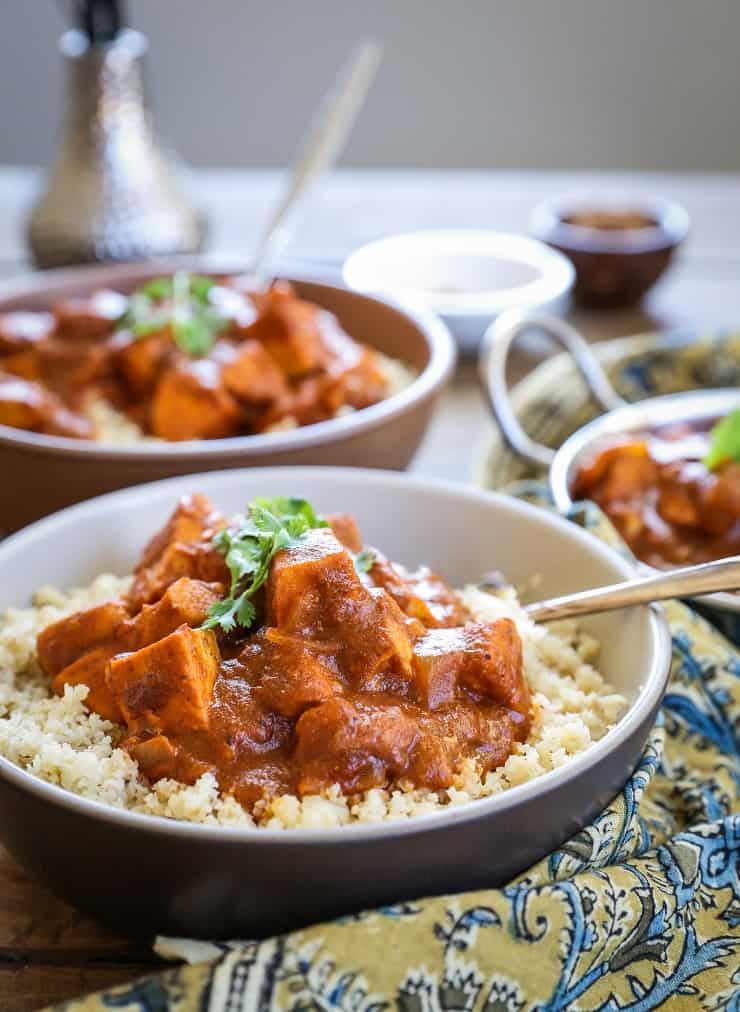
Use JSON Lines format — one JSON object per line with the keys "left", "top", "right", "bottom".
{"left": 530, "top": 196, "right": 690, "bottom": 308}
{"left": 0, "top": 260, "right": 455, "bottom": 531}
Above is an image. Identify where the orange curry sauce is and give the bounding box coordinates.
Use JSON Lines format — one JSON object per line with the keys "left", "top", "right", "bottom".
{"left": 0, "top": 279, "right": 389, "bottom": 441}
{"left": 35, "top": 495, "right": 531, "bottom": 810}
{"left": 573, "top": 425, "right": 740, "bottom": 567}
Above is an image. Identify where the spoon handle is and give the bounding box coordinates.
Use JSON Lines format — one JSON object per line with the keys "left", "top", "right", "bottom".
{"left": 251, "top": 40, "right": 382, "bottom": 286}
{"left": 525, "top": 555, "right": 740, "bottom": 623}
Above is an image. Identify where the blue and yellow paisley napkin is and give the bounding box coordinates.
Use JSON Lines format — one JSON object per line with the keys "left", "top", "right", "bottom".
{"left": 54, "top": 504, "right": 740, "bottom": 1011}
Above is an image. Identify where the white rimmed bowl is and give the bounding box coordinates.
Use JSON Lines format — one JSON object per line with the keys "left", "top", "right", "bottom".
{"left": 342, "top": 230, "right": 575, "bottom": 351}
{"left": 0, "top": 467, "right": 670, "bottom": 938}
{"left": 0, "top": 260, "right": 456, "bottom": 531}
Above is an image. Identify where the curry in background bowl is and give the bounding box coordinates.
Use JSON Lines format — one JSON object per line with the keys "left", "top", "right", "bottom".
{"left": 571, "top": 414, "right": 740, "bottom": 569}
{"left": 0, "top": 273, "right": 411, "bottom": 443}
{"left": 0, "top": 262, "right": 455, "bottom": 531}
{"left": 479, "top": 312, "right": 740, "bottom": 638}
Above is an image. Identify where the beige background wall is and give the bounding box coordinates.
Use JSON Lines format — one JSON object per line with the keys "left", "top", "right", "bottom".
{"left": 2, "top": 0, "right": 738, "bottom": 170}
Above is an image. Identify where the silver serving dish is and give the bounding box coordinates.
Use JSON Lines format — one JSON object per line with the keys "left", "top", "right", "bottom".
{"left": 480, "top": 310, "right": 740, "bottom": 622}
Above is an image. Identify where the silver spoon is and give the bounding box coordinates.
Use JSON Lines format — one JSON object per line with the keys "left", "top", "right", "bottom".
{"left": 525, "top": 555, "right": 740, "bottom": 623}
{"left": 250, "top": 40, "right": 382, "bottom": 287}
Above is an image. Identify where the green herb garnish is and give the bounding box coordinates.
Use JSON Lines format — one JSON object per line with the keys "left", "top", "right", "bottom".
{"left": 120, "top": 272, "right": 227, "bottom": 357}
{"left": 202, "top": 497, "right": 329, "bottom": 634}
{"left": 136, "top": 274, "right": 214, "bottom": 305}
{"left": 354, "top": 548, "right": 376, "bottom": 574}
{"left": 138, "top": 277, "right": 176, "bottom": 302}
{"left": 704, "top": 409, "right": 740, "bottom": 471}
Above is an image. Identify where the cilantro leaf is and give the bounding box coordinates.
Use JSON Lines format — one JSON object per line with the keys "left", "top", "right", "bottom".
{"left": 224, "top": 537, "right": 261, "bottom": 587}
{"left": 236, "top": 596, "right": 257, "bottom": 628}
{"left": 171, "top": 270, "right": 226, "bottom": 356}
{"left": 354, "top": 548, "right": 376, "bottom": 574}
{"left": 202, "top": 496, "right": 329, "bottom": 635}
{"left": 136, "top": 274, "right": 213, "bottom": 303}
{"left": 189, "top": 274, "right": 216, "bottom": 303}
{"left": 253, "top": 496, "right": 329, "bottom": 530}
{"left": 251, "top": 502, "right": 296, "bottom": 538}
{"left": 139, "top": 277, "right": 173, "bottom": 301}
{"left": 201, "top": 597, "right": 240, "bottom": 633}
{"left": 704, "top": 409, "right": 740, "bottom": 471}
{"left": 120, "top": 273, "right": 226, "bottom": 357}
{"left": 172, "top": 311, "right": 225, "bottom": 357}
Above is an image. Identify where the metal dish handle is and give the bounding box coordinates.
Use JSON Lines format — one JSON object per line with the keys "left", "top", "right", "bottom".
{"left": 478, "top": 309, "right": 627, "bottom": 469}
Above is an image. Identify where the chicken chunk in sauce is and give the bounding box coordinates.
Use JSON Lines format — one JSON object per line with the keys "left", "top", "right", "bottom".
{"left": 37, "top": 494, "right": 531, "bottom": 811}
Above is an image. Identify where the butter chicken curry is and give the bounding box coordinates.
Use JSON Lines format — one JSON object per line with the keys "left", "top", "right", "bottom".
{"left": 0, "top": 274, "right": 393, "bottom": 441}
{"left": 36, "top": 494, "right": 531, "bottom": 809}
{"left": 573, "top": 413, "right": 740, "bottom": 568}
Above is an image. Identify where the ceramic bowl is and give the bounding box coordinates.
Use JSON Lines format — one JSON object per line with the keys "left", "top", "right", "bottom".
{"left": 0, "top": 261, "right": 455, "bottom": 531}
{"left": 0, "top": 467, "right": 670, "bottom": 938}
{"left": 530, "top": 195, "right": 690, "bottom": 308}
{"left": 478, "top": 314, "right": 740, "bottom": 638}
{"left": 342, "top": 230, "right": 574, "bottom": 351}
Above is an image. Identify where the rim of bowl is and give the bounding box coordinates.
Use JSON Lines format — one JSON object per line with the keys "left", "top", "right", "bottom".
{"left": 0, "top": 466, "right": 672, "bottom": 844}
{"left": 550, "top": 387, "right": 740, "bottom": 613}
{"left": 342, "top": 230, "right": 575, "bottom": 316}
{"left": 530, "top": 195, "right": 691, "bottom": 253}
{"left": 0, "top": 266, "right": 456, "bottom": 459}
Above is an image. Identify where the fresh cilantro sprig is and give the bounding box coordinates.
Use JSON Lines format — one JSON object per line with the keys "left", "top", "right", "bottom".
{"left": 202, "top": 497, "right": 329, "bottom": 635}
{"left": 704, "top": 409, "right": 740, "bottom": 471}
{"left": 119, "top": 272, "right": 227, "bottom": 357}
{"left": 354, "top": 548, "right": 376, "bottom": 574}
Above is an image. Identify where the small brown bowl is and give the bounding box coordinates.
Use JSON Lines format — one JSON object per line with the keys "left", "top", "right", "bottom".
{"left": 0, "top": 260, "right": 456, "bottom": 531}
{"left": 530, "top": 196, "right": 690, "bottom": 308}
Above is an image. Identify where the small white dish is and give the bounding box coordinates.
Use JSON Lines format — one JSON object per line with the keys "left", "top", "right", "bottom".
{"left": 343, "top": 230, "right": 575, "bottom": 350}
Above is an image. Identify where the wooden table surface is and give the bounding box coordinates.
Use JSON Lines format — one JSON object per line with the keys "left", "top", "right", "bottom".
{"left": 1, "top": 169, "right": 739, "bottom": 1011}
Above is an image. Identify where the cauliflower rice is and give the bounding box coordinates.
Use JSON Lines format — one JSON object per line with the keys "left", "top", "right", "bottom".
{"left": 0, "top": 575, "right": 628, "bottom": 830}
